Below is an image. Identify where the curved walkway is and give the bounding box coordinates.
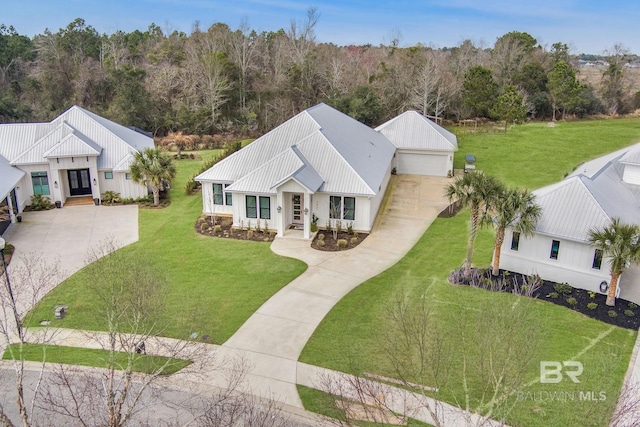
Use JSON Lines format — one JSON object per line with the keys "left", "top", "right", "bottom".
{"left": 221, "top": 175, "right": 451, "bottom": 406}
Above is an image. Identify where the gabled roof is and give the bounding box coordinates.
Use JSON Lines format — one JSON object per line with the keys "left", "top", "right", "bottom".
{"left": 0, "top": 105, "right": 153, "bottom": 171}
{"left": 536, "top": 142, "right": 640, "bottom": 242}
{"left": 196, "top": 103, "right": 396, "bottom": 196}
{"left": 0, "top": 154, "right": 24, "bottom": 200}
{"left": 375, "top": 111, "right": 458, "bottom": 152}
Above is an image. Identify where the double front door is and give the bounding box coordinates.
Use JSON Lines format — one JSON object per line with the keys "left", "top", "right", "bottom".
{"left": 68, "top": 169, "right": 92, "bottom": 196}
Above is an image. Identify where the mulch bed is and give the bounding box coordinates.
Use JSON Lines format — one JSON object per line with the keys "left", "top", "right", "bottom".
{"left": 311, "top": 230, "right": 368, "bottom": 251}
{"left": 451, "top": 268, "right": 640, "bottom": 330}
{"left": 437, "top": 201, "right": 462, "bottom": 218}
{"left": 195, "top": 215, "right": 276, "bottom": 242}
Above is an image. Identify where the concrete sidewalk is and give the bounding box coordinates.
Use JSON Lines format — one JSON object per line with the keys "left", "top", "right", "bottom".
{"left": 222, "top": 175, "right": 451, "bottom": 406}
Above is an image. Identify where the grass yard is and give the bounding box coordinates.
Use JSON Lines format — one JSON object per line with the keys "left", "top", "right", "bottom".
{"left": 3, "top": 343, "right": 190, "bottom": 375}
{"left": 300, "top": 118, "right": 640, "bottom": 427}
{"left": 27, "top": 150, "right": 307, "bottom": 343}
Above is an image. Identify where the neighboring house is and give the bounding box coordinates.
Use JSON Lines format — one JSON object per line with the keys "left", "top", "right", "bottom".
{"left": 0, "top": 105, "right": 154, "bottom": 233}
{"left": 196, "top": 103, "right": 457, "bottom": 239}
{"left": 376, "top": 111, "right": 458, "bottom": 176}
{"left": 499, "top": 142, "right": 640, "bottom": 296}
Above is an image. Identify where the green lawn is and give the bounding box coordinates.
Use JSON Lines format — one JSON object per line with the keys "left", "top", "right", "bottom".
{"left": 27, "top": 150, "right": 307, "bottom": 343}
{"left": 300, "top": 118, "right": 640, "bottom": 427}
{"left": 3, "top": 343, "right": 190, "bottom": 375}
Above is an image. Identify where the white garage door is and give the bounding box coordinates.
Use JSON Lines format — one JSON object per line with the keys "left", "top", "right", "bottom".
{"left": 396, "top": 152, "right": 448, "bottom": 176}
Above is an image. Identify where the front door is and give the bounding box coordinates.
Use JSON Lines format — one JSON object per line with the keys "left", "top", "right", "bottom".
{"left": 292, "top": 193, "right": 303, "bottom": 225}
{"left": 68, "top": 169, "right": 92, "bottom": 196}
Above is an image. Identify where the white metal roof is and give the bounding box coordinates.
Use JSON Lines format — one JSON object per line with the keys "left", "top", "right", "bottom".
{"left": 197, "top": 103, "right": 396, "bottom": 197}
{"left": 536, "top": 142, "right": 640, "bottom": 242}
{"left": 0, "top": 155, "right": 24, "bottom": 201}
{"left": 0, "top": 105, "right": 153, "bottom": 171}
{"left": 43, "top": 131, "right": 102, "bottom": 158}
{"left": 375, "top": 111, "right": 458, "bottom": 152}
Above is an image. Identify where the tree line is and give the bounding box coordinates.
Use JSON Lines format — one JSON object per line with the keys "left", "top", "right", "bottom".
{"left": 1, "top": 10, "right": 638, "bottom": 136}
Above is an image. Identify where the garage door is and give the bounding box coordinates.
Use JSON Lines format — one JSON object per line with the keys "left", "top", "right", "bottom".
{"left": 396, "top": 152, "right": 448, "bottom": 176}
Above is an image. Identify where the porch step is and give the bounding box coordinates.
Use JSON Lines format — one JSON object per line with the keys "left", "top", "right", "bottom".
{"left": 64, "top": 196, "right": 94, "bottom": 206}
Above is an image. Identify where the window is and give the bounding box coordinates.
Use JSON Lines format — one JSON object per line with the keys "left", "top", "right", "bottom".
{"left": 511, "top": 232, "right": 520, "bottom": 251}
{"left": 259, "top": 196, "right": 271, "bottom": 219}
{"left": 225, "top": 184, "right": 232, "bottom": 205}
{"left": 125, "top": 173, "right": 131, "bottom": 180}
{"left": 343, "top": 197, "right": 355, "bottom": 220}
{"left": 329, "top": 196, "right": 356, "bottom": 220}
{"left": 31, "top": 171, "right": 50, "bottom": 195}
{"left": 550, "top": 240, "right": 560, "bottom": 260}
{"left": 104, "top": 171, "right": 113, "bottom": 179}
{"left": 593, "top": 249, "right": 603, "bottom": 270}
{"left": 246, "top": 195, "right": 257, "bottom": 218}
{"left": 213, "top": 183, "right": 223, "bottom": 205}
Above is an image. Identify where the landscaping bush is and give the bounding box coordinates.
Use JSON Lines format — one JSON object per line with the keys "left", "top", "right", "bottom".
{"left": 587, "top": 302, "right": 598, "bottom": 310}
{"left": 337, "top": 239, "right": 347, "bottom": 249}
{"left": 629, "top": 303, "right": 638, "bottom": 309}
{"left": 317, "top": 233, "right": 325, "bottom": 241}
{"left": 625, "top": 310, "right": 635, "bottom": 317}
{"left": 102, "top": 190, "right": 121, "bottom": 205}
{"left": 547, "top": 292, "right": 559, "bottom": 299}
{"left": 566, "top": 297, "right": 577, "bottom": 306}
{"left": 213, "top": 225, "right": 221, "bottom": 233}
{"left": 247, "top": 230, "right": 254, "bottom": 239}
{"left": 588, "top": 291, "right": 597, "bottom": 299}
{"left": 609, "top": 310, "right": 618, "bottom": 318}
{"left": 350, "top": 237, "right": 358, "bottom": 245}
{"left": 554, "top": 282, "right": 573, "bottom": 295}
{"left": 317, "top": 240, "right": 325, "bottom": 247}
{"left": 29, "top": 194, "right": 53, "bottom": 211}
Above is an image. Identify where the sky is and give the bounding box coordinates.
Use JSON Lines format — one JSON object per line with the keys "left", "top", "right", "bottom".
{"left": 3, "top": 0, "right": 639, "bottom": 54}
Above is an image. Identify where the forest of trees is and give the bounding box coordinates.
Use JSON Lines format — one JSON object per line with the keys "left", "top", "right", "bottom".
{"left": 1, "top": 9, "right": 639, "bottom": 137}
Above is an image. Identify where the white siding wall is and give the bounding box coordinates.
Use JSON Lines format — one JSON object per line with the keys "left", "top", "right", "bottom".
{"left": 231, "top": 192, "right": 276, "bottom": 231}
{"left": 118, "top": 172, "right": 147, "bottom": 199}
{"left": 623, "top": 164, "right": 640, "bottom": 185}
{"left": 201, "top": 182, "right": 233, "bottom": 215}
{"left": 99, "top": 171, "right": 120, "bottom": 193}
{"left": 15, "top": 163, "right": 55, "bottom": 207}
{"left": 499, "top": 228, "right": 610, "bottom": 294}
{"left": 369, "top": 162, "right": 392, "bottom": 228}
{"left": 312, "top": 193, "right": 372, "bottom": 232}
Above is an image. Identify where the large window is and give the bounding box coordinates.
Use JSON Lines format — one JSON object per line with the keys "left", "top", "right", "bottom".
{"left": 330, "top": 196, "right": 356, "bottom": 220}
{"left": 259, "top": 196, "right": 271, "bottom": 219}
{"left": 510, "top": 232, "right": 520, "bottom": 251}
{"left": 246, "top": 195, "right": 257, "bottom": 218}
{"left": 550, "top": 240, "right": 560, "bottom": 260}
{"left": 592, "top": 249, "right": 603, "bottom": 270}
{"left": 31, "top": 171, "right": 50, "bottom": 195}
{"left": 213, "top": 183, "right": 223, "bottom": 205}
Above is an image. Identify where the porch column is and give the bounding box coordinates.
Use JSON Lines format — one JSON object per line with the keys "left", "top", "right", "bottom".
{"left": 7, "top": 193, "right": 16, "bottom": 223}
{"left": 303, "top": 192, "right": 311, "bottom": 240}
{"left": 276, "top": 191, "right": 284, "bottom": 237}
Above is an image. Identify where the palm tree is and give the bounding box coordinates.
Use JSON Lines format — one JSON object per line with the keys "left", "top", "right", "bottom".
{"left": 588, "top": 218, "right": 640, "bottom": 306}
{"left": 490, "top": 187, "right": 542, "bottom": 276}
{"left": 446, "top": 171, "right": 503, "bottom": 276}
{"left": 130, "top": 147, "right": 177, "bottom": 206}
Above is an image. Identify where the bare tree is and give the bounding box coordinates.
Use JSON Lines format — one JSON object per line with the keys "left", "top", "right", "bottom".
{"left": 0, "top": 252, "right": 63, "bottom": 427}
{"left": 230, "top": 19, "right": 261, "bottom": 113}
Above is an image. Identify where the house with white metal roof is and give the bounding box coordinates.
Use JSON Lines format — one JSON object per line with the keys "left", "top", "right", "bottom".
{"left": 196, "top": 103, "right": 457, "bottom": 239}
{"left": 0, "top": 106, "right": 154, "bottom": 233}
{"left": 376, "top": 111, "right": 458, "bottom": 176}
{"left": 498, "top": 142, "right": 640, "bottom": 300}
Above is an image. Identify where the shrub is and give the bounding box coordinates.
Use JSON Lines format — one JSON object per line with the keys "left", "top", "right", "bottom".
{"left": 29, "top": 194, "right": 54, "bottom": 211}
{"left": 609, "top": 310, "right": 618, "bottom": 318}
{"left": 102, "top": 191, "right": 121, "bottom": 204}
{"left": 200, "top": 223, "right": 210, "bottom": 231}
{"left": 554, "top": 283, "right": 573, "bottom": 295}
{"left": 347, "top": 223, "right": 354, "bottom": 235}
{"left": 135, "top": 195, "right": 153, "bottom": 203}
{"left": 247, "top": 230, "right": 254, "bottom": 239}
{"left": 336, "top": 220, "right": 343, "bottom": 233}
{"left": 325, "top": 220, "right": 332, "bottom": 232}
{"left": 588, "top": 291, "right": 597, "bottom": 299}
{"left": 625, "top": 310, "right": 635, "bottom": 317}
{"left": 587, "top": 302, "right": 598, "bottom": 310}
{"left": 310, "top": 223, "right": 318, "bottom": 232}
{"left": 213, "top": 225, "right": 221, "bottom": 233}
{"left": 185, "top": 178, "right": 198, "bottom": 195}
{"left": 547, "top": 292, "right": 559, "bottom": 299}
{"left": 317, "top": 233, "right": 325, "bottom": 241}
{"left": 269, "top": 231, "right": 276, "bottom": 238}
{"left": 350, "top": 237, "right": 358, "bottom": 245}
{"left": 317, "top": 240, "right": 325, "bottom": 247}
{"left": 566, "top": 297, "right": 577, "bottom": 306}
{"left": 629, "top": 303, "right": 638, "bottom": 309}
{"left": 247, "top": 220, "right": 251, "bottom": 231}
{"left": 121, "top": 198, "right": 134, "bottom": 204}
{"left": 263, "top": 219, "right": 269, "bottom": 234}
{"left": 337, "top": 239, "right": 348, "bottom": 249}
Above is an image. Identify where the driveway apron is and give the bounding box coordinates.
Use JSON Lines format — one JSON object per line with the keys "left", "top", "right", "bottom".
{"left": 221, "top": 175, "right": 451, "bottom": 406}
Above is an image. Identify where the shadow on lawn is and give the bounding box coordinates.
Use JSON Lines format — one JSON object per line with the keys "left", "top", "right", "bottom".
{"left": 449, "top": 267, "right": 640, "bottom": 330}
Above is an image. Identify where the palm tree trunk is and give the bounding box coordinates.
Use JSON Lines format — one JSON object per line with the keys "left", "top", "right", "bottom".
{"left": 492, "top": 228, "right": 505, "bottom": 276}
{"left": 606, "top": 273, "right": 620, "bottom": 306}
{"left": 152, "top": 188, "right": 160, "bottom": 206}
{"left": 465, "top": 207, "right": 480, "bottom": 277}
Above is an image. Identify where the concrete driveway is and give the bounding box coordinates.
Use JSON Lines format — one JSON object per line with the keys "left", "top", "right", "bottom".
{"left": 2, "top": 205, "right": 139, "bottom": 315}
{"left": 221, "top": 174, "right": 451, "bottom": 406}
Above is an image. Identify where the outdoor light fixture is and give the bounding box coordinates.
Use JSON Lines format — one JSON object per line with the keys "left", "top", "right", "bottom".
{"left": 54, "top": 181, "right": 58, "bottom": 188}
{"left": 93, "top": 178, "right": 97, "bottom": 185}
{"left": 304, "top": 208, "right": 309, "bottom": 214}
{"left": 277, "top": 206, "right": 281, "bottom": 212}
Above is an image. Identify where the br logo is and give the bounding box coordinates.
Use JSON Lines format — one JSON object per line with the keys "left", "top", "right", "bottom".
{"left": 540, "top": 361, "right": 583, "bottom": 384}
